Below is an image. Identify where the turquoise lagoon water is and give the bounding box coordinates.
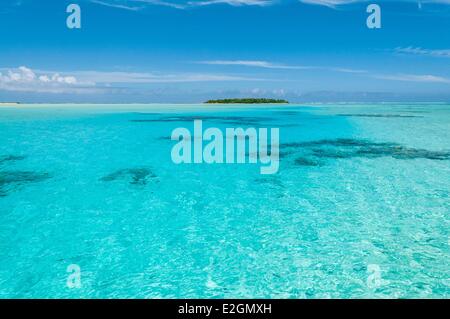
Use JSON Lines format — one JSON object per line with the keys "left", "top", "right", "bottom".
{"left": 0, "top": 103, "right": 449, "bottom": 298}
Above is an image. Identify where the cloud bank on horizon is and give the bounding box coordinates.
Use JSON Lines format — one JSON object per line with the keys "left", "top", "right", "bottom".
{"left": 0, "top": 66, "right": 270, "bottom": 93}
{"left": 1, "top": 64, "right": 448, "bottom": 95}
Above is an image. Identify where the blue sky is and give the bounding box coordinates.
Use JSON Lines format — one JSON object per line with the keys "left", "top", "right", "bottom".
{"left": 0, "top": 0, "right": 449, "bottom": 102}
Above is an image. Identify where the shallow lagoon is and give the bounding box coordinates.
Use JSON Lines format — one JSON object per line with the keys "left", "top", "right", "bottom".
{"left": 0, "top": 103, "right": 449, "bottom": 298}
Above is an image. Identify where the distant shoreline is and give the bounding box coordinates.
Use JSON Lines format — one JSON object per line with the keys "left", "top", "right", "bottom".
{"left": 205, "top": 98, "right": 289, "bottom": 104}
{"left": 0, "top": 103, "right": 302, "bottom": 111}
{"left": 0, "top": 102, "right": 448, "bottom": 109}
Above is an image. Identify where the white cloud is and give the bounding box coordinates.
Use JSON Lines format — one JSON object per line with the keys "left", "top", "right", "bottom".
{"left": 90, "top": 0, "right": 274, "bottom": 10}
{"left": 90, "top": 0, "right": 143, "bottom": 11}
{"left": 299, "top": 0, "right": 450, "bottom": 8}
{"left": 198, "top": 60, "right": 367, "bottom": 73}
{"left": 394, "top": 46, "right": 450, "bottom": 58}
{"left": 374, "top": 73, "right": 450, "bottom": 84}
{"left": 89, "top": 0, "right": 450, "bottom": 10}
{"left": 0, "top": 66, "right": 266, "bottom": 93}
{"left": 0, "top": 66, "right": 93, "bottom": 93}
{"left": 329, "top": 67, "right": 367, "bottom": 73}
{"left": 69, "top": 70, "right": 265, "bottom": 83}
{"left": 299, "top": 0, "right": 358, "bottom": 8}
{"left": 198, "top": 60, "right": 313, "bottom": 69}
{"left": 187, "top": 0, "right": 274, "bottom": 7}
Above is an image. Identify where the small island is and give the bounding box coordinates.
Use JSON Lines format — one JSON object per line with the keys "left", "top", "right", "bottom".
{"left": 205, "top": 98, "right": 289, "bottom": 104}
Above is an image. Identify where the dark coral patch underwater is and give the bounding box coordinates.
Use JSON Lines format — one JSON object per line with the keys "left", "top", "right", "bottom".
{"left": 156, "top": 136, "right": 172, "bottom": 141}
{"left": 100, "top": 168, "right": 157, "bottom": 186}
{"left": 0, "top": 171, "right": 51, "bottom": 197}
{"left": 131, "top": 115, "right": 273, "bottom": 124}
{"left": 279, "top": 138, "right": 450, "bottom": 167}
{"left": 281, "top": 138, "right": 397, "bottom": 150}
{"left": 129, "top": 115, "right": 298, "bottom": 127}
{"left": 337, "top": 114, "right": 423, "bottom": 118}
{"left": 0, "top": 155, "right": 26, "bottom": 164}
{"left": 294, "top": 157, "right": 322, "bottom": 167}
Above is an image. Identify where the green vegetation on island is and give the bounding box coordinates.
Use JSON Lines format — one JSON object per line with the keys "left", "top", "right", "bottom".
{"left": 205, "top": 98, "right": 289, "bottom": 104}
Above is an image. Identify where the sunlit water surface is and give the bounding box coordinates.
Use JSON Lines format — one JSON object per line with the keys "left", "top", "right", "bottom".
{"left": 0, "top": 103, "right": 449, "bottom": 298}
